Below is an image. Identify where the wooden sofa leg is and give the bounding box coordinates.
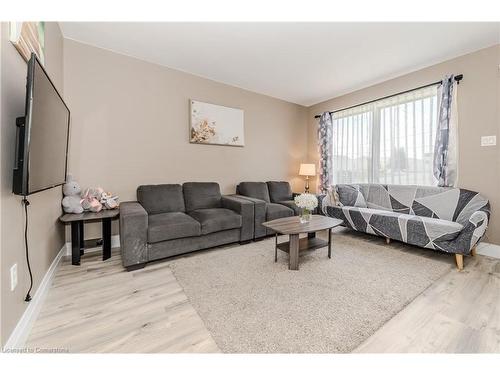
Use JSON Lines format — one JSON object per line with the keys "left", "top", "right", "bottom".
{"left": 455, "top": 254, "right": 464, "bottom": 271}
{"left": 385, "top": 237, "right": 391, "bottom": 244}
{"left": 471, "top": 246, "right": 477, "bottom": 257}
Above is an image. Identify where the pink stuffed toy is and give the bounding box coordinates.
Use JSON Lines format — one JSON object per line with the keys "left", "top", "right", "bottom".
{"left": 100, "top": 191, "right": 119, "bottom": 209}
{"left": 81, "top": 188, "right": 103, "bottom": 212}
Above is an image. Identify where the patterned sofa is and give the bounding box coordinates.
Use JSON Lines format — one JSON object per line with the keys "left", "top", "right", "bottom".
{"left": 321, "top": 184, "right": 490, "bottom": 269}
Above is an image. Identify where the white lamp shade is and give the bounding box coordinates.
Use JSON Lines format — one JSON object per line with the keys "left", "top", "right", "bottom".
{"left": 299, "top": 163, "right": 316, "bottom": 176}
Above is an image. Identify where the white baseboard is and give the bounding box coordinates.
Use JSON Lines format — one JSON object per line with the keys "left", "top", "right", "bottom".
{"left": 476, "top": 242, "right": 500, "bottom": 259}
{"left": 64, "top": 235, "right": 120, "bottom": 256}
{"left": 4, "top": 235, "right": 121, "bottom": 350}
{"left": 3, "top": 243, "right": 66, "bottom": 350}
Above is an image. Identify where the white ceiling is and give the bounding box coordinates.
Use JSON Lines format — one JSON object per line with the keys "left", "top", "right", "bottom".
{"left": 60, "top": 22, "right": 500, "bottom": 106}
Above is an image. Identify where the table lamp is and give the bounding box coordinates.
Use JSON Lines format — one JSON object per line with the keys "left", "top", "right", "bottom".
{"left": 299, "top": 163, "right": 316, "bottom": 193}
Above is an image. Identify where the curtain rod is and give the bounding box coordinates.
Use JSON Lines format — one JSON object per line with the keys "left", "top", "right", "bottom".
{"left": 314, "top": 74, "right": 463, "bottom": 119}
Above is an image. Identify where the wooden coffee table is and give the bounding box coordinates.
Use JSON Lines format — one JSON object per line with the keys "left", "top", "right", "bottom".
{"left": 262, "top": 215, "right": 343, "bottom": 270}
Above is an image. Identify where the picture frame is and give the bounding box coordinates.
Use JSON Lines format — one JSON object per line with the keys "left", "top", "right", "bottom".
{"left": 9, "top": 22, "right": 45, "bottom": 64}
{"left": 189, "top": 100, "right": 245, "bottom": 147}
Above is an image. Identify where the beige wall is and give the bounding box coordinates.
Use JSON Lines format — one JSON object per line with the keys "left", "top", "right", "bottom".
{"left": 308, "top": 44, "right": 500, "bottom": 244}
{"left": 0, "top": 22, "right": 65, "bottom": 346}
{"left": 63, "top": 39, "right": 309, "bottom": 238}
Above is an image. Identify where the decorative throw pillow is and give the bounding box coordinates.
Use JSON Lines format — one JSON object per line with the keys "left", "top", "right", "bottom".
{"left": 329, "top": 186, "right": 340, "bottom": 205}
{"left": 321, "top": 185, "right": 341, "bottom": 214}
{"left": 336, "top": 185, "right": 367, "bottom": 208}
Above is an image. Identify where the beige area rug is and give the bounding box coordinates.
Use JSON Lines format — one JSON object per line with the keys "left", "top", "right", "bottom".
{"left": 169, "top": 231, "right": 452, "bottom": 353}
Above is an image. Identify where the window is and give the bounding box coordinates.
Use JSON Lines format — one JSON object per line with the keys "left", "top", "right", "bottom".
{"left": 332, "top": 85, "right": 438, "bottom": 186}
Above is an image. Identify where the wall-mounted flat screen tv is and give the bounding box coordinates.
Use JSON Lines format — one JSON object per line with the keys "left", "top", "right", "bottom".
{"left": 13, "top": 53, "right": 70, "bottom": 196}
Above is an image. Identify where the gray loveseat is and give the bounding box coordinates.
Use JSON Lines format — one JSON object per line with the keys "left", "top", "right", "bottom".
{"left": 119, "top": 182, "right": 254, "bottom": 271}
{"left": 322, "top": 183, "right": 490, "bottom": 269}
{"left": 234, "top": 181, "right": 301, "bottom": 239}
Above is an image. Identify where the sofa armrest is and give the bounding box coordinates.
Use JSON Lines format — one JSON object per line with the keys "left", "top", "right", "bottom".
{"left": 221, "top": 195, "right": 254, "bottom": 242}
{"left": 444, "top": 206, "right": 490, "bottom": 255}
{"left": 232, "top": 195, "right": 267, "bottom": 239}
{"left": 119, "top": 201, "right": 148, "bottom": 268}
{"left": 316, "top": 194, "right": 326, "bottom": 215}
{"left": 464, "top": 209, "right": 489, "bottom": 250}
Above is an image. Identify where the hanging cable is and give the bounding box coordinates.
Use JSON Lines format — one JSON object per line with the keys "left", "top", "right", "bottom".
{"left": 22, "top": 196, "right": 33, "bottom": 302}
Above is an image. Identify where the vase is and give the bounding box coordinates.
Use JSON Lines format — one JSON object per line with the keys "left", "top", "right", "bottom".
{"left": 299, "top": 209, "right": 312, "bottom": 223}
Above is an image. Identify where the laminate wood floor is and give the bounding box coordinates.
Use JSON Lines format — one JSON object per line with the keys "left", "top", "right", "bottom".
{"left": 26, "top": 249, "right": 219, "bottom": 353}
{"left": 26, "top": 235, "right": 500, "bottom": 353}
{"left": 355, "top": 253, "right": 500, "bottom": 353}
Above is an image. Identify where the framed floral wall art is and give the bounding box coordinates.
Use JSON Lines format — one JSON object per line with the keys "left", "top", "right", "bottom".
{"left": 9, "top": 22, "right": 45, "bottom": 64}
{"left": 190, "top": 100, "right": 244, "bottom": 147}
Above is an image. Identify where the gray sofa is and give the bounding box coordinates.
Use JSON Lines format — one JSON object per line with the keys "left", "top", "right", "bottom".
{"left": 119, "top": 182, "right": 254, "bottom": 271}
{"left": 321, "top": 184, "right": 490, "bottom": 269}
{"left": 234, "top": 181, "right": 301, "bottom": 238}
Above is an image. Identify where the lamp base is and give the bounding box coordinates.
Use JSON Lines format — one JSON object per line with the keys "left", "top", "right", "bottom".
{"left": 304, "top": 177, "right": 310, "bottom": 193}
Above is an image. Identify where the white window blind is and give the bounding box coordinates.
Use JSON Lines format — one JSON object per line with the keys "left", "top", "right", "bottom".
{"left": 332, "top": 85, "right": 438, "bottom": 186}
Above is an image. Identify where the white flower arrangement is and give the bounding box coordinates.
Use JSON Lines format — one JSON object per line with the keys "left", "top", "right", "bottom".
{"left": 294, "top": 193, "right": 318, "bottom": 211}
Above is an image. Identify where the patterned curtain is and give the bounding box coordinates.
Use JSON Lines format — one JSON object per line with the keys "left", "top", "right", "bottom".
{"left": 433, "top": 75, "right": 459, "bottom": 187}
{"left": 318, "top": 111, "right": 333, "bottom": 193}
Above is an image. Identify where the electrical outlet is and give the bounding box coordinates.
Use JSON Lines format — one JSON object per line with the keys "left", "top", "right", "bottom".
{"left": 481, "top": 135, "right": 497, "bottom": 147}
{"left": 10, "top": 263, "right": 18, "bottom": 291}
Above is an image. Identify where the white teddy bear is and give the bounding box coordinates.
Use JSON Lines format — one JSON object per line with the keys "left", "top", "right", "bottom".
{"left": 61, "top": 175, "right": 84, "bottom": 214}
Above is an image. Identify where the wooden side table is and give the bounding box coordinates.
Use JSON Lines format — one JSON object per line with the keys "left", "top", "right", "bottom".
{"left": 59, "top": 209, "right": 120, "bottom": 266}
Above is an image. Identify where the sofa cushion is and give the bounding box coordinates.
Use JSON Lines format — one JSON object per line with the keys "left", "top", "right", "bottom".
{"left": 237, "top": 182, "right": 270, "bottom": 203}
{"left": 413, "top": 216, "right": 464, "bottom": 241}
{"left": 189, "top": 208, "right": 242, "bottom": 235}
{"left": 148, "top": 212, "right": 201, "bottom": 243}
{"left": 267, "top": 181, "right": 292, "bottom": 203}
{"left": 137, "top": 184, "right": 185, "bottom": 214}
{"left": 266, "top": 203, "right": 294, "bottom": 221}
{"left": 277, "top": 200, "right": 301, "bottom": 215}
{"left": 336, "top": 185, "right": 367, "bottom": 208}
{"left": 183, "top": 182, "right": 222, "bottom": 211}
{"left": 328, "top": 205, "right": 463, "bottom": 245}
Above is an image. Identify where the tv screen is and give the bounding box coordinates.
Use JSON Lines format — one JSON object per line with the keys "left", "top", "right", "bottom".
{"left": 13, "top": 53, "right": 70, "bottom": 196}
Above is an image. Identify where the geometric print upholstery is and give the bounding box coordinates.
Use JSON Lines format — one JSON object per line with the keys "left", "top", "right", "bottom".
{"left": 336, "top": 184, "right": 367, "bottom": 207}
{"left": 324, "top": 184, "right": 490, "bottom": 255}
